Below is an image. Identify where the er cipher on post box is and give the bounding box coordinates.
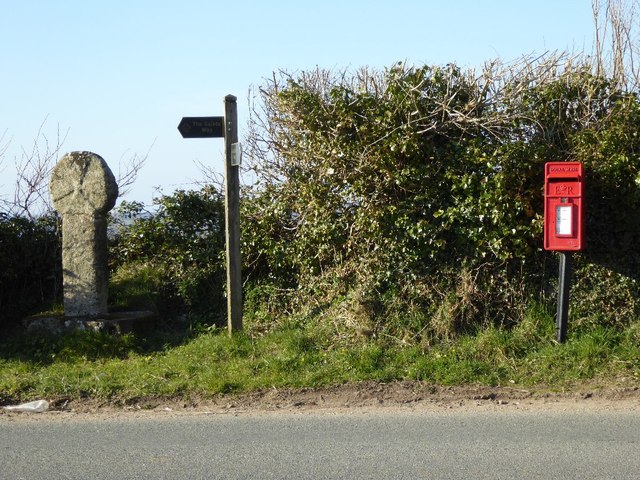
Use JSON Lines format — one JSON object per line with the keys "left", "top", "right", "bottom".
{"left": 544, "top": 161, "right": 585, "bottom": 251}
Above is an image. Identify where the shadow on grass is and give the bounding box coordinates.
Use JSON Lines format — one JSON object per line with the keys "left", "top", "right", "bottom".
{"left": 0, "top": 320, "right": 197, "bottom": 365}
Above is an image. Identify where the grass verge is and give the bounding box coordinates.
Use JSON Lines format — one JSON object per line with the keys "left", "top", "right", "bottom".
{"left": 1, "top": 307, "right": 639, "bottom": 405}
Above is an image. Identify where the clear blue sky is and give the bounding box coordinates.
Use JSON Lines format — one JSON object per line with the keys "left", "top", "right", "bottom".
{"left": 1, "top": 0, "right": 595, "bottom": 206}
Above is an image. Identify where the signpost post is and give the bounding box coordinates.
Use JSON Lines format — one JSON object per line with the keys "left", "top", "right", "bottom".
{"left": 178, "top": 95, "right": 242, "bottom": 335}
{"left": 223, "top": 95, "right": 243, "bottom": 334}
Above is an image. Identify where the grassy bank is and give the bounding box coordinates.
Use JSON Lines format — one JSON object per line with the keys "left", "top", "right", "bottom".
{"left": 1, "top": 307, "right": 639, "bottom": 405}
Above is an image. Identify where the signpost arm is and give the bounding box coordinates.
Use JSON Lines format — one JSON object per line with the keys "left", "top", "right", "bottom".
{"left": 556, "top": 252, "right": 572, "bottom": 343}
{"left": 224, "top": 94, "right": 243, "bottom": 334}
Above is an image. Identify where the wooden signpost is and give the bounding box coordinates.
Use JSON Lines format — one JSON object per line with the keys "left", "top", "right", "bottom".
{"left": 178, "top": 95, "right": 242, "bottom": 334}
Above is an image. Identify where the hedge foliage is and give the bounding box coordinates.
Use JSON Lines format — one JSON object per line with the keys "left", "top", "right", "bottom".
{"left": 242, "top": 58, "right": 640, "bottom": 339}
{"left": 0, "top": 213, "right": 61, "bottom": 329}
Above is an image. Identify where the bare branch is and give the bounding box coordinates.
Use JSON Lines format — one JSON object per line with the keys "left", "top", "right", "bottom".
{"left": 193, "top": 157, "right": 225, "bottom": 192}
{"left": 0, "top": 129, "right": 9, "bottom": 160}
{"left": 591, "top": 0, "right": 640, "bottom": 89}
{"left": 116, "top": 139, "right": 155, "bottom": 197}
{"left": 10, "top": 118, "right": 68, "bottom": 218}
{"left": 0, "top": 130, "right": 9, "bottom": 213}
{"left": 0, "top": 129, "right": 9, "bottom": 182}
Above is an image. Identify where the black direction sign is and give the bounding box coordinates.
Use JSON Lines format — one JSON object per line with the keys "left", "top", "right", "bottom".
{"left": 178, "top": 116, "right": 224, "bottom": 138}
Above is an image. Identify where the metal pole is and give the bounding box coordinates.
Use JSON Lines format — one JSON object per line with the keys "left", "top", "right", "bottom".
{"left": 224, "top": 95, "right": 242, "bottom": 334}
{"left": 556, "top": 252, "right": 572, "bottom": 343}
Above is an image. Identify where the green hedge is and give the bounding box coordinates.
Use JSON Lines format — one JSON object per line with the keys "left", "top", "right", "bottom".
{"left": 0, "top": 213, "right": 61, "bottom": 329}
{"left": 241, "top": 60, "right": 640, "bottom": 338}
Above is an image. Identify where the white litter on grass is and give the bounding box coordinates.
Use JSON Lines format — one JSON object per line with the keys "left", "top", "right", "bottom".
{"left": 2, "top": 400, "right": 49, "bottom": 413}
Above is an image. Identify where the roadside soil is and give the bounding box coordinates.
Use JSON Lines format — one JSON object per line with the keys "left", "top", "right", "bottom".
{"left": 3, "top": 381, "right": 639, "bottom": 419}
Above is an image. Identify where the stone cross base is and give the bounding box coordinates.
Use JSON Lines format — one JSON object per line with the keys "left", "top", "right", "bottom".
{"left": 23, "top": 311, "right": 157, "bottom": 335}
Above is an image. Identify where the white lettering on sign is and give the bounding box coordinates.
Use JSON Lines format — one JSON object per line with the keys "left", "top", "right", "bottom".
{"left": 549, "top": 166, "right": 579, "bottom": 173}
{"left": 556, "top": 205, "right": 573, "bottom": 235}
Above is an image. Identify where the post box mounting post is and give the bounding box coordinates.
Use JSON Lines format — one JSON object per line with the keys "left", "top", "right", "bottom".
{"left": 556, "top": 252, "right": 572, "bottom": 343}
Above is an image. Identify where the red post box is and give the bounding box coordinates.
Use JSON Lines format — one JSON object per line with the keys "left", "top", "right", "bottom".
{"left": 544, "top": 162, "right": 585, "bottom": 251}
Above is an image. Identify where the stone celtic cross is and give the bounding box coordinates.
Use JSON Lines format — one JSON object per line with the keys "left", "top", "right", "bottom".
{"left": 50, "top": 151, "right": 118, "bottom": 317}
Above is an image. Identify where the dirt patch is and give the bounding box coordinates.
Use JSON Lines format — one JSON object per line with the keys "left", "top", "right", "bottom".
{"left": 4, "top": 381, "right": 638, "bottom": 420}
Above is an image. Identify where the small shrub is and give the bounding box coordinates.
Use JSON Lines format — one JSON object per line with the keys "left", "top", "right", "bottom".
{"left": 109, "top": 186, "right": 226, "bottom": 324}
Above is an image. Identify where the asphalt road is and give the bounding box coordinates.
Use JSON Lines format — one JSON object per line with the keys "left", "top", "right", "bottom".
{"left": 1, "top": 409, "right": 639, "bottom": 479}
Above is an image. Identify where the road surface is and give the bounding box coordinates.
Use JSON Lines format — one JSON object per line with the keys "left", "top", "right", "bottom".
{"left": 1, "top": 408, "right": 639, "bottom": 479}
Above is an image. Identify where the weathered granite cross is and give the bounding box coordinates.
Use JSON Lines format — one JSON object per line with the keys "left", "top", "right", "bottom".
{"left": 50, "top": 151, "right": 118, "bottom": 317}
